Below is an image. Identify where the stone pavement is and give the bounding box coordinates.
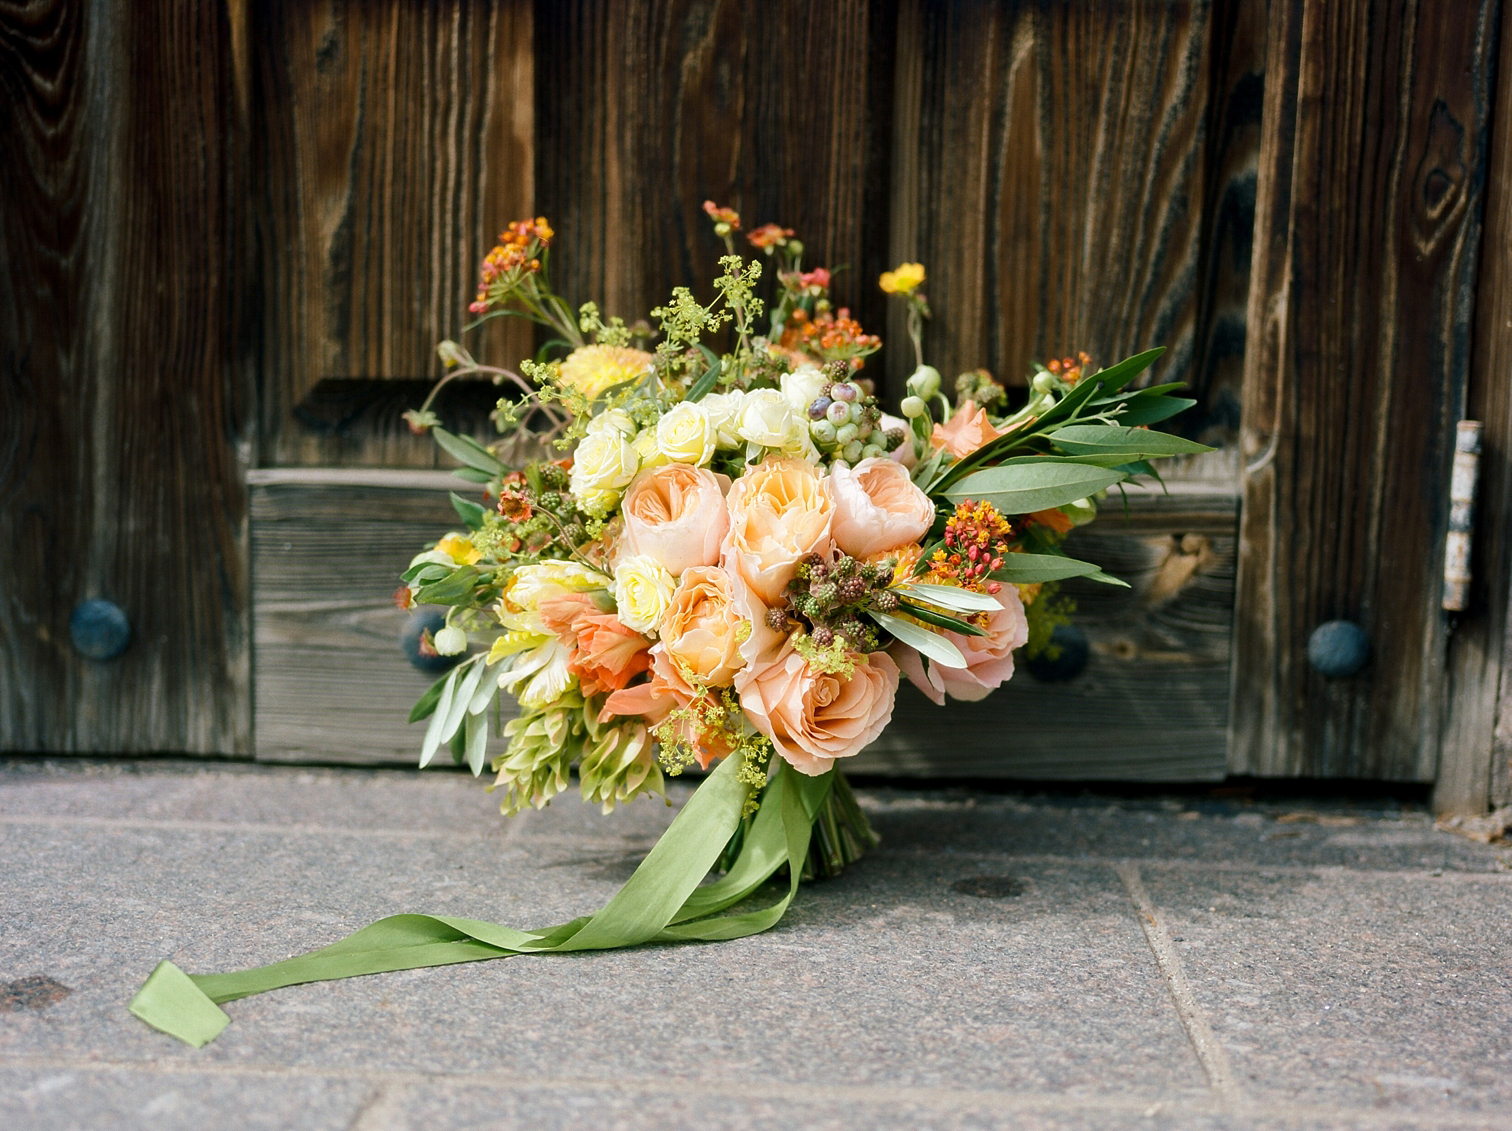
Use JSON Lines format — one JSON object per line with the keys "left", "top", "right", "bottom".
{"left": 1, "top": 759, "right": 1508, "bottom": 1131}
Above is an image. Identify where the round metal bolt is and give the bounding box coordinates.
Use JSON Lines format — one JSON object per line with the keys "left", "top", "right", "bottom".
{"left": 1025, "top": 624, "right": 1090, "bottom": 682}
{"left": 400, "top": 608, "right": 465, "bottom": 674}
{"left": 1307, "top": 619, "right": 1370, "bottom": 678}
{"left": 69, "top": 599, "right": 131, "bottom": 661}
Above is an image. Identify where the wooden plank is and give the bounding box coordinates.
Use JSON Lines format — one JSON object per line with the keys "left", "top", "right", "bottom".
{"left": 884, "top": 0, "right": 1222, "bottom": 409}
{"left": 252, "top": 0, "right": 534, "bottom": 468}
{"left": 1440, "top": 2, "right": 1511, "bottom": 814}
{"left": 0, "top": 0, "right": 251, "bottom": 755}
{"left": 252, "top": 476, "right": 1232, "bottom": 780}
{"left": 1232, "top": 0, "right": 1500, "bottom": 781}
{"left": 535, "top": 0, "right": 895, "bottom": 384}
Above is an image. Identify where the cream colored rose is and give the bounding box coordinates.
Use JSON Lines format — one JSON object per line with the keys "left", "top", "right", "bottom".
{"left": 612, "top": 554, "right": 676, "bottom": 636}
{"left": 655, "top": 402, "right": 716, "bottom": 465}
{"left": 780, "top": 364, "right": 828, "bottom": 413}
{"left": 570, "top": 429, "right": 640, "bottom": 513}
{"left": 630, "top": 428, "right": 670, "bottom": 471}
{"left": 720, "top": 458, "right": 835, "bottom": 604}
{"left": 659, "top": 565, "right": 746, "bottom": 687}
{"left": 585, "top": 407, "right": 638, "bottom": 438}
{"left": 736, "top": 640, "right": 899, "bottom": 775}
{"left": 736, "top": 388, "right": 814, "bottom": 458}
{"left": 828, "top": 457, "right": 937, "bottom": 558}
{"left": 620, "top": 463, "right": 730, "bottom": 577}
{"left": 700, "top": 391, "right": 745, "bottom": 449}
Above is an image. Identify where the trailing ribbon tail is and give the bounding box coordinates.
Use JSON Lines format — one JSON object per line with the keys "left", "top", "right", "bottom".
{"left": 128, "top": 757, "right": 834, "bottom": 1047}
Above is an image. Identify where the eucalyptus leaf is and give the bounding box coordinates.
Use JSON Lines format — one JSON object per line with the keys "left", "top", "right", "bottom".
{"left": 467, "top": 663, "right": 499, "bottom": 716}
{"left": 439, "top": 657, "right": 487, "bottom": 744}
{"left": 1084, "top": 568, "right": 1133, "bottom": 588}
{"left": 988, "top": 554, "right": 1101, "bottom": 583}
{"left": 1085, "top": 346, "right": 1165, "bottom": 394}
{"left": 416, "top": 566, "right": 481, "bottom": 606}
{"left": 451, "top": 467, "right": 493, "bottom": 485}
{"left": 432, "top": 427, "right": 505, "bottom": 475}
{"left": 464, "top": 709, "right": 489, "bottom": 777}
{"left": 942, "top": 462, "right": 1126, "bottom": 515}
{"left": 1114, "top": 396, "right": 1197, "bottom": 427}
{"left": 897, "top": 582, "right": 1001, "bottom": 612}
{"left": 419, "top": 667, "right": 461, "bottom": 768}
{"left": 866, "top": 610, "right": 968, "bottom": 668}
{"left": 1047, "top": 424, "right": 1211, "bottom": 458}
{"left": 450, "top": 492, "right": 487, "bottom": 531}
{"left": 407, "top": 670, "right": 452, "bottom": 724}
{"left": 685, "top": 358, "right": 723, "bottom": 403}
{"left": 895, "top": 599, "right": 989, "bottom": 637}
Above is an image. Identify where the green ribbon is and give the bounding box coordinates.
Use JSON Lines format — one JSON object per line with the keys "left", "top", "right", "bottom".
{"left": 129, "top": 757, "right": 833, "bottom": 1047}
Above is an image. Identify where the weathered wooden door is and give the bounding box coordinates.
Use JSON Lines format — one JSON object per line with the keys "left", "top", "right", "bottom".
{"left": 3, "top": 0, "right": 1507, "bottom": 813}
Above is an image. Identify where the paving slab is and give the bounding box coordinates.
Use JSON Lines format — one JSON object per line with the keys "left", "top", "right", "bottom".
{"left": 1, "top": 759, "right": 1509, "bottom": 1130}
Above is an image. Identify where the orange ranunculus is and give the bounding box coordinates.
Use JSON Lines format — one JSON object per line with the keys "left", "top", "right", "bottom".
{"left": 930, "top": 401, "right": 1005, "bottom": 459}
{"left": 599, "top": 658, "right": 735, "bottom": 770}
{"left": 659, "top": 566, "right": 746, "bottom": 688}
{"left": 720, "top": 458, "right": 835, "bottom": 605}
{"left": 828, "top": 457, "right": 936, "bottom": 559}
{"left": 570, "top": 611, "right": 653, "bottom": 697}
{"left": 620, "top": 463, "right": 730, "bottom": 577}
{"left": 735, "top": 641, "right": 899, "bottom": 776}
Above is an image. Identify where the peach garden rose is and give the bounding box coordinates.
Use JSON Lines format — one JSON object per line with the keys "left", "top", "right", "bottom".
{"left": 619, "top": 463, "right": 730, "bottom": 578}
{"left": 828, "top": 457, "right": 936, "bottom": 559}
{"left": 657, "top": 565, "right": 746, "bottom": 688}
{"left": 720, "top": 458, "right": 834, "bottom": 605}
{"left": 892, "top": 585, "right": 1029, "bottom": 705}
{"left": 736, "top": 639, "right": 900, "bottom": 776}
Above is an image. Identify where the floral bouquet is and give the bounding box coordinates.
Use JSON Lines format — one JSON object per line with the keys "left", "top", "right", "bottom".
{"left": 129, "top": 204, "right": 1206, "bottom": 1047}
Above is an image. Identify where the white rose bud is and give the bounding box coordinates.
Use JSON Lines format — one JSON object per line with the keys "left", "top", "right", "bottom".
{"left": 779, "top": 364, "right": 829, "bottom": 413}
{"left": 901, "top": 395, "right": 928, "bottom": 419}
{"left": 737, "top": 388, "right": 814, "bottom": 460}
{"left": 906, "top": 365, "right": 942, "bottom": 399}
{"left": 433, "top": 625, "right": 468, "bottom": 656}
{"left": 612, "top": 555, "right": 676, "bottom": 637}
{"left": 570, "top": 429, "right": 640, "bottom": 513}
{"left": 585, "top": 407, "right": 638, "bottom": 438}
{"left": 700, "top": 390, "right": 746, "bottom": 448}
{"left": 655, "top": 401, "right": 717, "bottom": 465}
{"left": 631, "top": 428, "right": 671, "bottom": 471}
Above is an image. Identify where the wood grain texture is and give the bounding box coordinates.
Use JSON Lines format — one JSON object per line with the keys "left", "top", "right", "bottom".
{"left": 253, "top": 475, "right": 1232, "bottom": 779}
{"left": 0, "top": 0, "right": 251, "bottom": 753}
{"left": 1232, "top": 0, "right": 1500, "bottom": 781}
{"left": 251, "top": 476, "right": 484, "bottom": 764}
{"left": 1440, "top": 0, "right": 1510, "bottom": 813}
{"left": 886, "top": 0, "right": 1237, "bottom": 420}
{"left": 253, "top": 0, "right": 534, "bottom": 468}
{"left": 535, "top": 0, "right": 896, "bottom": 386}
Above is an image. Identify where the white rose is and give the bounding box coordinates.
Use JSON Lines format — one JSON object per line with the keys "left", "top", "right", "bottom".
{"left": 585, "top": 407, "right": 638, "bottom": 438}
{"left": 737, "top": 388, "right": 813, "bottom": 458}
{"left": 655, "top": 402, "right": 716, "bottom": 465}
{"left": 780, "top": 364, "right": 828, "bottom": 414}
{"left": 631, "top": 428, "right": 670, "bottom": 471}
{"left": 570, "top": 429, "right": 640, "bottom": 513}
{"left": 612, "top": 554, "right": 676, "bottom": 636}
{"left": 701, "top": 391, "right": 745, "bottom": 448}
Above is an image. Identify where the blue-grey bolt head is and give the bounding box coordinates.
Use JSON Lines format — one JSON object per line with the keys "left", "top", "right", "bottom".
{"left": 70, "top": 599, "right": 132, "bottom": 660}
{"left": 1307, "top": 619, "right": 1370, "bottom": 678}
{"left": 401, "top": 608, "right": 465, "bottom": 674}
{"left": 1025, "top": 624, "right": 1090, "bottom": 683}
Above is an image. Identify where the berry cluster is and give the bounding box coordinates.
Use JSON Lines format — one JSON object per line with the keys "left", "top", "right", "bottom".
{"left": 485, "top": 460, "right": 591, "bottom": 559}
{"left": 767, "top": 552, "right": 901, "bottom": 651}
{"left": 803, "top": 362, "right": 906, "bottom": 467}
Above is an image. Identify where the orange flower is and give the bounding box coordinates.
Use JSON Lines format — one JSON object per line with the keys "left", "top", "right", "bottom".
{"left": 571, "top": 612, "right": 653, "bottom": 697}
{"left": 930, "top": 401, "right": 1005, "bottom": 459}
{"left": 747, "top": 223, "right": 795, "bottom": 250}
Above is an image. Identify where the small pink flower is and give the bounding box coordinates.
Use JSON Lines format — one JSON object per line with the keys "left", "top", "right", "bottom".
{"left": 892, "top": 586, "right": 1028, "bottom": 704}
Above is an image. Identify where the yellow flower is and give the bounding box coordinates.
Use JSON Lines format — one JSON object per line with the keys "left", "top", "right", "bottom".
{"left": 879, "top": 262, "right": 926, "bottom": 295}
{"left": 558, "top": 345, "right": 655, "bottom": 399}
{"left": 437, "top": 533, "right": 482, "bottom": 565}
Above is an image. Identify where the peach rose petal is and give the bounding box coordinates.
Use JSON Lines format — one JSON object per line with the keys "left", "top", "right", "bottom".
{"left": 829, "top": 457, "right": 937, "bottom": 559}
{"left": 720, "top": 458, "right": 834, "bottom": 605}
{"left": 930, "top": 401, "right": 1005, "bottom": 460}
{"left": 620, "top": 463, "right": 731, "bottom": 577}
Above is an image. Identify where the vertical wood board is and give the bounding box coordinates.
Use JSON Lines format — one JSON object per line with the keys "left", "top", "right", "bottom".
{"left": 1233, "top": 0, "right": 1500, "bottom": 781}
{"left": 252, "top": 0, "right": 535, "bottom": 468}
{"left": 0, "top": 0, "right": 251, "bottom": 754}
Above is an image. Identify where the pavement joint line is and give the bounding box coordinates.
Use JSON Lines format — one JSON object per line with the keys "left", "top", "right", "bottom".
{"left": 0, "top": 1054, "right": 1502, "bottom": 1128}
{"left": 1115, "top": 861, "right": 1242, "bottom": 1111}
{"left": 2, "top": 814, "right": 1506, "bottom": 881}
